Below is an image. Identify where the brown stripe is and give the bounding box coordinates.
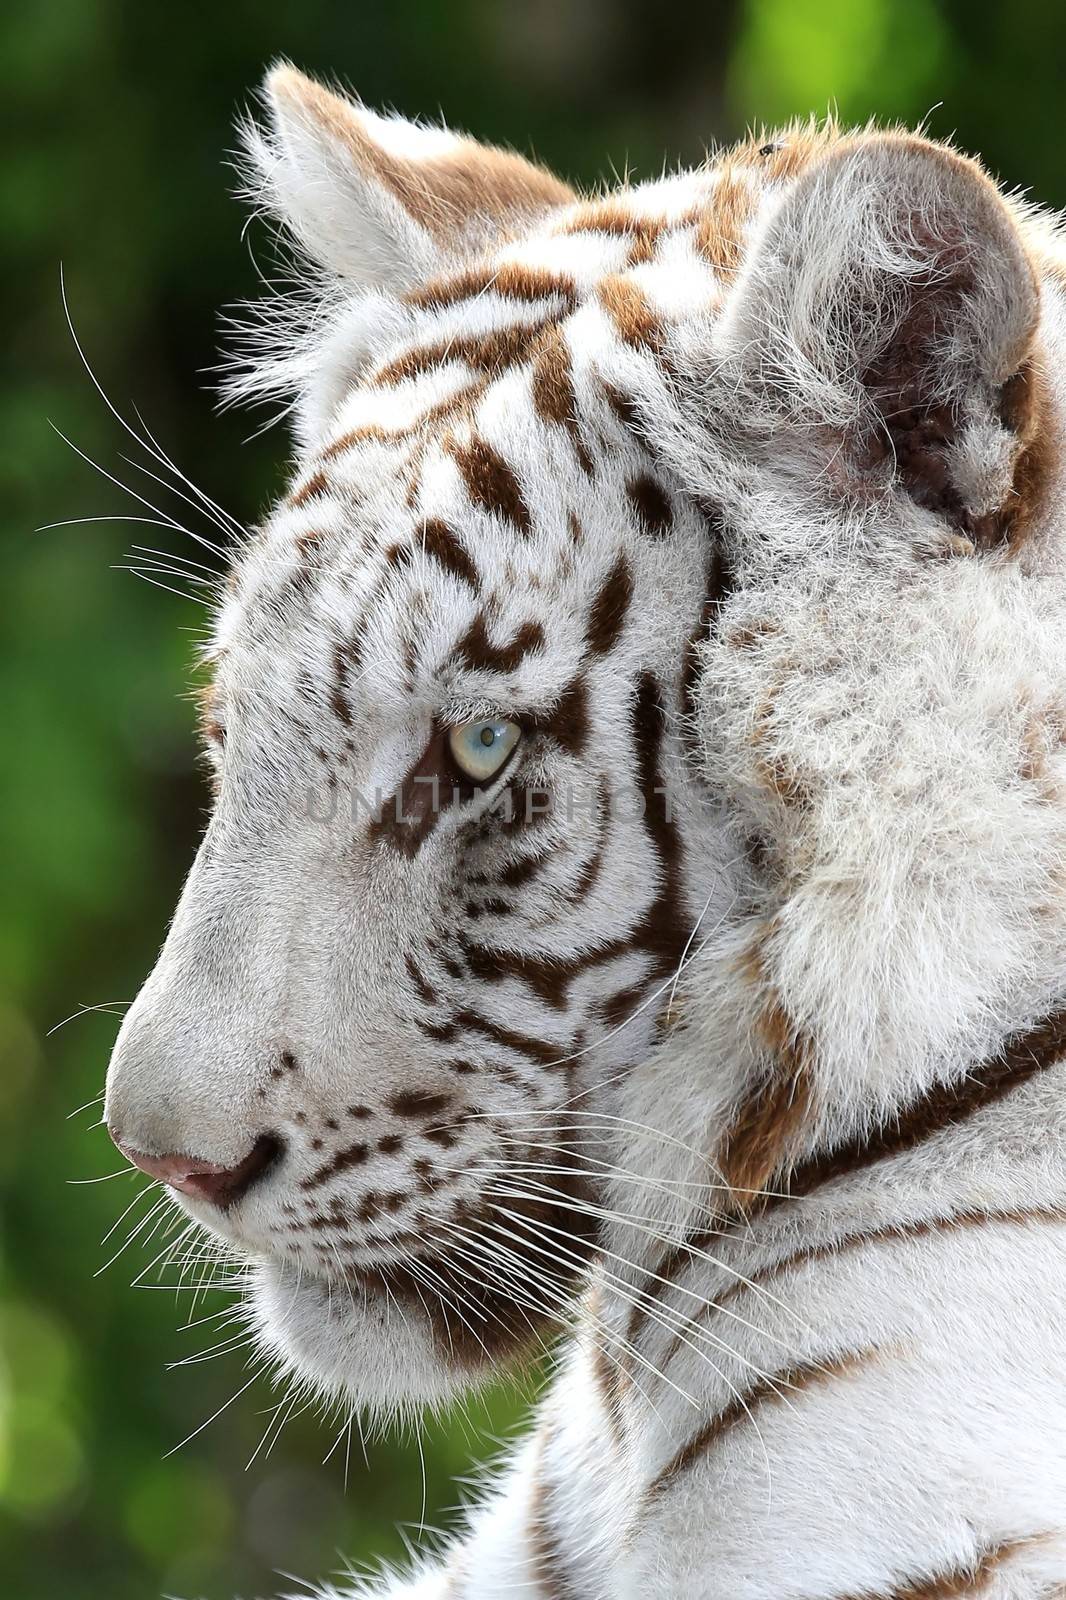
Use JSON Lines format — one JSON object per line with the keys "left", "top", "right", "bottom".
{"left": 287, "top": 468, "right": 329, "bottom": 507}
{"left": 452, "top": 1007, "right": 570, "bottom": 1070}
{"left": 588, "top": 1333, "right": 626, "bottom": 1445}
{"left": 465, "top": 875, "right": 647, "bottom": 1014}
{"left": 718, "top": 1027, "right": 816, "bottom": 1206}
{"left": 322, "top": 382, "right": 489, "bottom": 459}
{"left": 585, "top": 1282, "right": 628, "bottom": 1446}
{"left": 722, "top": 1204, "right": 1066, "bottom": 1314}
{"left": 691, "top": 171, "right": 754, "bottom": 282}
{"left": 586, "top": 551, "right": 634, "bottom": 656}
{"left": 564, "top": 779, "right": 610, "bottom": 906}
{"left": 640, "top": 1005, "right": 1066, "bottom": 1333}
{"left": 375, "top": 318, "right": 555, "bottom": 386}
{"left": 835, "top": 1537, "right": 1049, "bottom": 1600}
{"left": 526, "top": 675, "right": 590, "bottom": 757}
{"left": 456, "top": 615, "right": 544, "bottom": 674}
{"left": 330, "top": 642, "right": 353, "bottom": 727}
{"left": 405, "top": 262, "right": 578, "bottom": 313}
{"left": 528, "top": 1431, "right": 584, "bottom": 1600}
{"left": 320, "top": 424, "right": 397, "bottom": 460}
{"left": 783, "top": 1004, "right": 1066, "bottom": 1204}
{"left": 530, "top": 325, "right": 594, "bottom": 474}
{"left": 658, "top": 1205, "right": 1066, "bottom": 1379}
{"left": 626, "top": 473, "right": 673, "bottom": 537}
{"left": 369, "top": 731, "right": 470, "bottom": 857}
{"left": 647, "top": 1346, "right": 884, "bottom": 1499}
{"left": 632, "top": 674, "right": 687, "bottom": 976}
{"left": 419, "top": 517, "right": 480, "bottom": 590}
{"left": 681, "top": 531, "right": 733, "bottom": 734}
{"left": 498, "top": 850, "right": 553, "bottom": 889}
{"left": 389, "top": 1088, "right": 454, "bottom": 1118}
{"left": 597, "top": 276, "right": 664, "bottom": 354}
{"left": 1002, "top": 361, "right": 1052, "bottom": 558}
{"left": 623, "top": 1222, "right": 719, "bottom": 1348}
{"left": 448, "top": 435, "right": 532, "bottom": 534}
{"left": 601, "top": 381, "right": 644, "bottom": 437}
{"left": 462, "top": 942, "right": 574, "bottom": 1009}
{"left": 599, "top": 982, "right": 646, "bottom": 1029}
{"left": 300, "top": 1139, "right": 371, "bottom": 1190}
{"left": 403, "top": 955, "right": 437, "bottom": 1005}
{"left": 294, "top": 528, "right": 323, "bottom": 560}
{"left": 561, "top": 202, "right": 667, "bottom": 255}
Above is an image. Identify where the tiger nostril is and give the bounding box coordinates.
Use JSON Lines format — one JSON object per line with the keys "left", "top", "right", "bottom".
{"left": 109, "top": 1129, "right": 284, "bottom": 1209}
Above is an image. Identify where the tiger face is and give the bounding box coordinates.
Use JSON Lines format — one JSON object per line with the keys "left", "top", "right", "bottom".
{"left": 103, "top": 70, "right": 736, "bottom": 1409}
{"left": 105, "top": 68, "right": 1052, "bottom": 1411}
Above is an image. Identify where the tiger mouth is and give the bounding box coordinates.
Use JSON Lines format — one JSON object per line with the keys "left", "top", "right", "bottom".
{"left": 286, "top": 1174, "right": 602, "bottom": 1373}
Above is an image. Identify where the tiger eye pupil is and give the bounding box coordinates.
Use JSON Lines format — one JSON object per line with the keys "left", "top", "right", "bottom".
{"left": 447, "top": 716, "right": 521, "bottom": 783}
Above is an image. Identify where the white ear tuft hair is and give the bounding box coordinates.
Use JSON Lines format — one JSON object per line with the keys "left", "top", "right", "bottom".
{"left": 243, "top": 62, "right": 574, "bottom": 289}
{"left": 223, "top": 64, "right": 574, "bottom": 442}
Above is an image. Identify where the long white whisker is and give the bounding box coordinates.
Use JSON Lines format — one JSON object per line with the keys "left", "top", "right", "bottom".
{"left": 96, "top": 1192, "right": 172, "bottom": 1274}
{"left": 66, "top": 1091, "right": 106, "bottom": 1121}
{"left": 68, "top": 1168, "right": 136, "bottom": 1185}
{"left": 163, "top": 1368, "right": 262, "bottom": 1459}
{"left": 59, "top": 266, "right": 242, "bottom": 545}
{"left": 130, "top": 401, "right": 246, "bottom": 541}
{"left": 117, "top": 452, "right": 238, "bottom": 551}
{"left": 129, "top": 542, "right": 220, "bottom": 577}
{"left": 479, "top": 1201, "right": 749, "bottom": 1376}
{"left": 435, "top": 1216, "right": 688, "bottom": 1415}
{"left": 48, "top": 421, "right": 224, "bottom": 560}
{"left": 484, "top": 1183, "right": 803, "bottom": 1352}
{"left": 100, "top": 1180, "right": 158, "bottom": 1246}
{"left": 166, "top": 1329, "right": 258, "bottom": 1369}
{"left": 115, "top": 558, "right": 217, "bottom": 589}
{"left": 129, "top": 1216, "right": 201, "bottom": 1287}
{"left": 482, "top": 1161, "right": 811, "bottom": 1328}
{"left": 48, "top": 999, "right": 131, "bottom": 1038}
{"left": 122, "top": 568, "right": 211, "bottom": 606}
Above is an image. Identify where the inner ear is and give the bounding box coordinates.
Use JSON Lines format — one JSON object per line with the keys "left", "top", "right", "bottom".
{"left": 720, "top": 134, "right": 1041, "bottom": 541}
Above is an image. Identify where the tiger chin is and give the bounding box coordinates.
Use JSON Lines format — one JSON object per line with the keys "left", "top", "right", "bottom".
{"left": 103, "top": 61, "right": 1066, "bottom": 1600}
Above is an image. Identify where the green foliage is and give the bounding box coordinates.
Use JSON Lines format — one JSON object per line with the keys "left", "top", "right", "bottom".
{"left": 4, "top": 1, "right": 1065, "bottom": 1594}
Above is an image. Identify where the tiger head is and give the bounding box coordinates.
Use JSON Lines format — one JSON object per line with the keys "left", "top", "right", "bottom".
{"left": 105, "top": 66, "right": 1061, "bottom": 1411}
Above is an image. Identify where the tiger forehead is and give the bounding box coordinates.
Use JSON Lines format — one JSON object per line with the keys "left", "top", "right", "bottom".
{"left": 241, "top": 430, "right": 593, "bottom": 626}
{"left": 254, "top": 130, "right": 844, "bottom": 563}
{"left": 214, "top": 482, "right": 602, "bottom": 733}
{"left": 280, "top": 147, "right": 793, "bottom": 486}
{"left": 212, "top": 125, "right": 835, "bottom": 694}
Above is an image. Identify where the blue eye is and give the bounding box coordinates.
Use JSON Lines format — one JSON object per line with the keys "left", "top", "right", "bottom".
{"left": 447, "top": 718, "right": 522, "bottom": 783}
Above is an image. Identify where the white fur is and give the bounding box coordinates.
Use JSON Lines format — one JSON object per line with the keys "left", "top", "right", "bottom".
{"left": 105, "top": 75, "right": 1066, "bottom": 1599}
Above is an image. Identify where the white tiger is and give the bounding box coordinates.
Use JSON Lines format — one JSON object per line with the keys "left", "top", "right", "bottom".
{"left": 104, "top": 63, "right": 1066, "bottom": 1599}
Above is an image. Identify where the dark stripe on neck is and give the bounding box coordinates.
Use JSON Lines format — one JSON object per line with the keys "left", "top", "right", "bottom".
{"left": 627, "top": 1004, "right": 1066, "bottom": 1344}
{"left": 780, "top": 1004, "right": 1066, "bottom": 1205}
{"left": 646, "top": 1347, "right": 883, "bottom": 1500}
{"left": 528, "top": 1428, "right": 586, "bottom": 1600}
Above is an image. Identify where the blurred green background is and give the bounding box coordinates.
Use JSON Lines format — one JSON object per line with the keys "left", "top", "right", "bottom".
{"left": 4, "top": 1, "right": 1066, "bottom": 1595}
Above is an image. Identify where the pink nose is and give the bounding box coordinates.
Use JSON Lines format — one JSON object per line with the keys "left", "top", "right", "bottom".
{"left": 109, "top": 1131, "right": 281, "bottom": 1208}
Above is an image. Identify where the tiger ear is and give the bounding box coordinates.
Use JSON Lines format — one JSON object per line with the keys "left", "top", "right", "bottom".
{"left": 247, "top": 63, "right": 575, "bottom": 289}
{"left": 717, "top": 134, "right": 1040, "bottom": 536}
